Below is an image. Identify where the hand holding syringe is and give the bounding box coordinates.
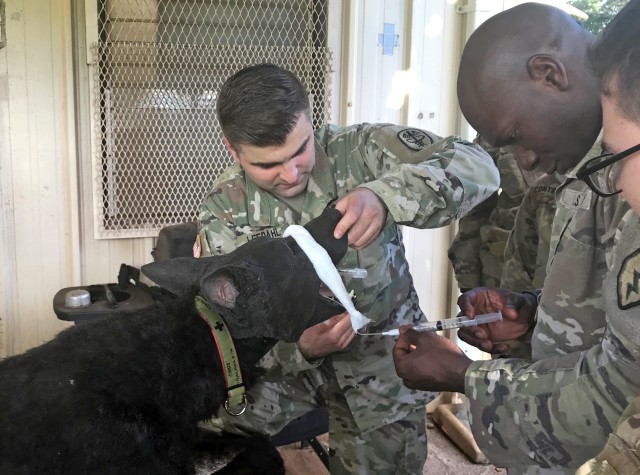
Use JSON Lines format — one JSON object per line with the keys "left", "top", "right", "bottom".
{"left": 332, "top": 267, "right": 503, "bottom": 336}
{"left": 377, "top": 312, "right": 503, "bottom": 336}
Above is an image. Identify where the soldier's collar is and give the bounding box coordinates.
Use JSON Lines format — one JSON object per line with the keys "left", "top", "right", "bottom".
{"left": 567, "top": 137, "right": 604, "bottom": 179}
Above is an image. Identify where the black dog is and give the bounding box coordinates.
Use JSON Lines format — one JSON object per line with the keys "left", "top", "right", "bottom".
{"left": 0, "top": 209, "right": 346, "bottom": 475}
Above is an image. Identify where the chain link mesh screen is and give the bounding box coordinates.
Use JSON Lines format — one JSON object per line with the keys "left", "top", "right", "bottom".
{"left": 91, "top": 0, "right": 333, "bottom": 238}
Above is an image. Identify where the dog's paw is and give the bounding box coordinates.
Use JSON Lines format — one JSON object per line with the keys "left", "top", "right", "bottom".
{"left": 210, "top": 436, "right": 284, "bottom": 475}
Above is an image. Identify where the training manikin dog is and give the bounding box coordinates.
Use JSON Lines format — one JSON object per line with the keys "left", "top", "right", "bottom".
{"left": 0, "top": 208, "right": 347, "bottom": 475}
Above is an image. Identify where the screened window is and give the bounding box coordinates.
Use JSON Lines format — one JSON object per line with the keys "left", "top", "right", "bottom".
{"left": 92, "top": 0, "right": 332, "bottom": 237}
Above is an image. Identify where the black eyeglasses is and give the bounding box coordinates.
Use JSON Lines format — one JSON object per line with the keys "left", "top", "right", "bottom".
{"left": 576, "top": 142, "right": 640, "bottom": 197}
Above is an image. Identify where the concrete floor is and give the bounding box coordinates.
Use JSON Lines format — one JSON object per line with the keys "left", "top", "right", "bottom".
{"left": 277, "top": 413, "right": 507, "bottom": 475}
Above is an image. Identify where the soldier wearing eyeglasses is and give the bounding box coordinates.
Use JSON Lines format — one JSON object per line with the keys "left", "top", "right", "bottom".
{"left": 393, "top": 3, "right": 636, "bottom": 474}
{"left": 577, "top": 0, "right": 640, "bottom": 473}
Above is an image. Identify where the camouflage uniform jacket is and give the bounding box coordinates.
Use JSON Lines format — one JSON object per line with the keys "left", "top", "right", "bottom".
{"left": 577, "top": 398, "right": 640, "bottom": 475}
{"left": 576, "top": 212, "right": 640, "bottom": 475}
{"left": 448, "top": 141, "right": 535, "bottom": 290}
{"left": 448, "top": 137, "right": 553, "bottom": 291}
{"left": 199, "top": 123, "right": 499, "bottom": 433}
{"left": 464, "top": 142, "right": 636, "bottom": 473}
{"left": 500, "top": 172, "right": 563, "bottom": 291}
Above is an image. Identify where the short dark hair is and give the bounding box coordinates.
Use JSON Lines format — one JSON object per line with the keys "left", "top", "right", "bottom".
{"left": 216, "top": 63, "right": 312, "bottom": 149}
{"left": 588, "top": 0, "right": 640, "bottom": 122}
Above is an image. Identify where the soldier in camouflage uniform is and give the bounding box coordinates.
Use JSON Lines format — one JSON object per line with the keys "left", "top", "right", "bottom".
{"left": 499, "top": 171, "right": 562, "bottom": 291}
{"left": 393, "top": 4, "right": 638, "bottom": 475}
{"left": 449, "top": 136, "right": 561, "bottom": 362}
{"left": 576, "top": 397, "right": 640, "bottom": 475}
{"left": 448, "top": 138, "right": 534, "bottom": 291}
{"left": 196, "top": 63, "right": 499, "bottom": 474}
{"left": 577, "top": 2, "right": 640, "bottom": 473}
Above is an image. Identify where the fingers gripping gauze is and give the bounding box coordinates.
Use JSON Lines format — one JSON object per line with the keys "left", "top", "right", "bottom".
{"left": 283, "top": 225, "right": 372, "bottom": 331}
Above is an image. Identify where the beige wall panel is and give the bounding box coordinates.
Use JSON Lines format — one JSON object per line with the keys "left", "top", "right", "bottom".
{"left": 0, "top": 44, "right": 12, "bottom": 358}
{"left": 0, "top": 0, "right": 158, "bottom": 356}
{"left": 1, "top": 0, "right": 80, "bottom": 355}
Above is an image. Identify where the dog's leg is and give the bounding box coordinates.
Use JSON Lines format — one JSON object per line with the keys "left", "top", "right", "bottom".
{"left": 197, "top": 434, "right": 285, "bottom": 475}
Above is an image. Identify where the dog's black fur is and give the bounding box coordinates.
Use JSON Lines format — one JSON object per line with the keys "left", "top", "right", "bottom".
{"left": 0, "top": 208, "right": 346, "bottom": 475}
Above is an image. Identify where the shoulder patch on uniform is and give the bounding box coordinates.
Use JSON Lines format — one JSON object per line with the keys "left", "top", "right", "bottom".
{"left": 618, "top": 248, "right": 640, "bottom": 310}
{"left": 397, "top": 128, "right": 434, "bottom": 151}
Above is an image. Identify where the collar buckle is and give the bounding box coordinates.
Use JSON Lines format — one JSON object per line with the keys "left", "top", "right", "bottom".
{"left": 224, "top": 395, "right": 248, "bottom": 416}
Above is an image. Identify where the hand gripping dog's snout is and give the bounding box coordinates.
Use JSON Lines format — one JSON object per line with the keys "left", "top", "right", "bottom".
{"left": 301, "top": 207, "right": 348, "bottom": 264}
{"left": 289, "top": 207, "right": 372, "bottom": 332}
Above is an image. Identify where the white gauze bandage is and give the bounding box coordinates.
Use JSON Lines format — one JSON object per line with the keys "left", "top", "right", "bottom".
{"left": 283, "top": 225, "right": 372, "bottom": 331}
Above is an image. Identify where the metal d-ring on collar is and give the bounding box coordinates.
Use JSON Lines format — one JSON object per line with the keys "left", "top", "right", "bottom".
{"left": 194, "top": 295, "right": 247, "bottom": 416}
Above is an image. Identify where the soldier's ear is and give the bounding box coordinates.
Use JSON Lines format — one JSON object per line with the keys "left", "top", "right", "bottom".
{"left": 223, "top": 136, "right": 241, "bottom": 164}
{"left": 527, "top": 54, "right": 569, "bottom": 91}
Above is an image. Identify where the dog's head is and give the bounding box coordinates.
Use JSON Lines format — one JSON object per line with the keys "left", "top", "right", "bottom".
{"left": 142, "top": 208, "right": 347, "bottom": 342}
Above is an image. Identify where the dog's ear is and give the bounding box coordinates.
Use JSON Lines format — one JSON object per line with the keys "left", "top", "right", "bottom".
{"left": 141, "top": 257, "right": 209, "bottom": 296}
{"left": 200, "top": 273, "right": 239, "bottom": 309}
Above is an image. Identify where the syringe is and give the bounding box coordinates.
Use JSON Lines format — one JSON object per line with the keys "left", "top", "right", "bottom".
{"left": 338, "top": 268, "right": 367, "bottom": 279}
{"left": 379, "top": 312, "right": 502, "bottom": 336}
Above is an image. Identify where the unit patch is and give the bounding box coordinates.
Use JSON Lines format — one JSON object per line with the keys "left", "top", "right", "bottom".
{"left": 397, "top": 128, "right": 433, "bottom": 151}
{"left": 618, "top": 248, "right": 640, "bottom": 309}
{"left": 560, "top": 189, "right": 591, "bottom": 210}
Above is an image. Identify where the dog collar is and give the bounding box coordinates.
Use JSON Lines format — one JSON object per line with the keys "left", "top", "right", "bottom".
{"left": 194, "top": 295, "right": 247, "bottom": 416}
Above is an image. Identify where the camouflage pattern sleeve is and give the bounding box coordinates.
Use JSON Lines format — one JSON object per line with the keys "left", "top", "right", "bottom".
{"left": 464, "top": 340, "right": 640, "bottom": 473}
{"left": 448, "top": 136, "right": 506, "bottom": 290}
{"left": 355, "top": 127, "right": 500, "bottom": 229}
{"left": 449, "top": 138, "right": 550, "bottom": 291}
{"left": 575, "top": 396, "right": 640, "bottom": 475}
{"left": 447, "top": 198, "right": 493, "bottom": 290}
{"left": 197, "top": 165, "right": 252, "bottom": 257}
{"left": 500, "top": 173, "right": 562, "bottom": 290}
{"left": 476, "top": 147, "right": 532, "bottom": 288}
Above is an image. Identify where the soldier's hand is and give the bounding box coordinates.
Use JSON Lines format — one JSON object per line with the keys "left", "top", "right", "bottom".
{"left": 333, "top": 188, "right": 387, "bottom": 249}
{"left": 297, "top": 312, "right": 355, "bottom": 359}
{"left": 457, "top": 287, "right": 537, "bottom": 354}
{"left": 393, "top": 326, "right": 471, "bottom": 393}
